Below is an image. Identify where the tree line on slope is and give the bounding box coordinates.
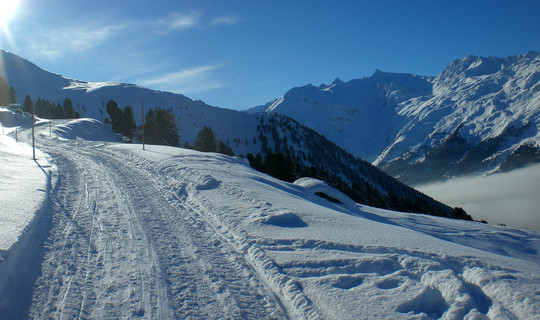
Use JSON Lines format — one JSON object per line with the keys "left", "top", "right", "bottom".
{"left": 249, "top": 114, "right": 472, "bottom": 220}
{"left": 2, "top": 76, "right": 469, "bottom": 220}
{"left": 1, "top": 77, "right": 88, "bottom": 119}
{"left": 104, "top": 99, "right": 234, "bottom": 156}
{"left": 0, "top": 77, "right": 16, "bottom": 106}
{"left": 183, "top": 125, "right": 234, "bottom": 156}
{"left": 104, "top": 99, "right": 179, "bottom": 145}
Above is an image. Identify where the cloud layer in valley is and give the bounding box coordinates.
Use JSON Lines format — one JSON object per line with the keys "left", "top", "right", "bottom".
{"left": 417, "top": 164, "right": 540, "bottom": 232}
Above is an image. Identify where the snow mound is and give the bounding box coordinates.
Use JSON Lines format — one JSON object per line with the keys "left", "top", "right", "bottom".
{"left": 294, "top": 177, "right": 357, "bottom": 209}
{"left": 261, "top": 212, "right": 307, "bottom": 228}
{"left": 0, "top": 107, "right": 32, "bottom": 134}
{"left": 195, "top": 174, "right": 221, "bottom": 190}
{"left": 51, "top": 118, "right": 122, "bottom": 142}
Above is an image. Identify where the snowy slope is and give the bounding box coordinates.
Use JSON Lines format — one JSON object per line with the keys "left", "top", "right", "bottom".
{"left": 0, "top": 117, "right": 539, "bottom": 319}
{"left": 0, "top": 108, "right": 53, "bottom": 253}
{"left": 5, "top": 48, "right": 539, "bottom": 185}
{"left": 265, "top": 52, "right": 540, "bottom": 184}
{"left": 0, "top": 49, "right": 260, "bottom": 155}
{"left": 0, "top": 49, "right": 459, "bottom": 219}
{"left": 264, "top": 73, "right": 433, "bottom": 162}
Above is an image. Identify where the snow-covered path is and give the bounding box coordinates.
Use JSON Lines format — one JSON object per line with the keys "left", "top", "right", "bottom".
{"left": 1, "top": 118, "right": 539, "bottom": 319}
{"left": 26, "top": 138, "right": 287, "bottom": 319}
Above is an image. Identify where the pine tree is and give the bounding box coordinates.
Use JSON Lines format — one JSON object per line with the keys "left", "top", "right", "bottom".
{"left": 217, "top": 141, "right": 234, "bottom": 156}
{"left": 0, "top": 77, "right": 9, "bottom": 106}
{"left": 193, "top": 126, "right": 217, "bottom": 152}
{"left": 9, "top": 87, "right": 17, "bottom": 103}
{"left": 51, "top": 102, "right": 64, "bottom": 119}
{"left": 23, "top": 95, "right": 33, "bottom": 113}
{"left": 143, "top": 108, "right": 179, "bottom": 146}
{"left": 62, "top": 98, "right": 75, "bottom": 118}
{"left": 121, "top": 105, "right": 137, "bottom": 140}
{"left": 106, "top": 99, "right": 122, "bottom": 132}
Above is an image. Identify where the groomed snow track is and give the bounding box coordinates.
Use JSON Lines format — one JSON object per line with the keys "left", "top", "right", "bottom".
{"left": 8, "top": 135, "right": 292, "bottom": 319}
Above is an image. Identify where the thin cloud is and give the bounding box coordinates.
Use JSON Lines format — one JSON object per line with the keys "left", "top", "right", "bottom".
{"left": 28, "top": 23, "right": 125, "bottom": 60}
{"left": 211, "top": 15, "right": 240, "bottom": 26}
{"left": 158, "top": 12, "right": 201, "bottom": 31}
{"left": 24, "top": 10, "right": 237, "bottom": 60}
{"left": 27, "top": 12, "right": 201, "bottom": 60}
{"left": 138, "top": 65, "right": 225, "bottom": 94}
{"left": 140, "top": 65, "right": 218, "bottom": 86}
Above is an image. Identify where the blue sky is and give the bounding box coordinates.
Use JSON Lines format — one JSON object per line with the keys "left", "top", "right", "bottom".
{"left": 1, "top": 0, "right": 539, "bottom": 110}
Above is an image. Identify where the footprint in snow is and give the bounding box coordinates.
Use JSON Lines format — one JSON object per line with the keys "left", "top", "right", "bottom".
{"left": 195, "top": 175, "right": 221, "bottom": 190}
{"left": 332, "top": 276, "right": 364, "bottom": 289}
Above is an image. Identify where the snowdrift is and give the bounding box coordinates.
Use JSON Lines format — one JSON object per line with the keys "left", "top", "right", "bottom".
{"left": 51, "top": 118, "right": 122, "bottom": 142}
{"left": 0, "top": 116, "right": 539, "bottom": 319}
{"left": 0, "top": 108, "right": 53, "bottom": 253}
{"left": 294, "top": 177, "right": 357, "bottom": 209}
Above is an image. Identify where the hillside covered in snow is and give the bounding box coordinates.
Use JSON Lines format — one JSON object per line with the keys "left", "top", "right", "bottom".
{"left": 265, "top": 52, "right": 540, "bottom": 185}
{"left": 3, "top": 49, "right": 540, "bottom": 187}
{"left": 0, "top": 50, "right": 460, "bottom": 219}
{"left": 0, "top": 111, "right": 539, "bottom": 319}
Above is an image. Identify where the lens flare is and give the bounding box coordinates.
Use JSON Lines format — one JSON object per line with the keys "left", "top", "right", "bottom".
{"left": 0, "top": 0, "right": 20, "bottom": 30}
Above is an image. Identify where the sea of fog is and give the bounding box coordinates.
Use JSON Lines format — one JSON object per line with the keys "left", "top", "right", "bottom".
{"left": 417, "top": 164, "right": 540, "bottom": 232}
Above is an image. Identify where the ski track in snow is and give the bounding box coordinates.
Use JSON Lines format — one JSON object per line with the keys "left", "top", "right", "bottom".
{"left": 27, "top": 138, "right": 287, "bottom": 320}
{"left": 2, "top": 120, "right": 539, "bottom": 319}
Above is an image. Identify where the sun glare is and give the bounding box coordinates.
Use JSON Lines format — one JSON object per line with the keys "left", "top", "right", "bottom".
{"left": 0, "top": 0, "right": 20, "bottom": 28}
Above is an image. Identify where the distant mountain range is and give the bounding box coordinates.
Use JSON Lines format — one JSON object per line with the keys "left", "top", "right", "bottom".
{"left": 0, "top": 49, "right": 462, "bottom": 218}
{"left": 261, "top": 52, "right": 540, "bottom": 185}
{"left": 1, "top": 48, "right": 538, "bottom": 197}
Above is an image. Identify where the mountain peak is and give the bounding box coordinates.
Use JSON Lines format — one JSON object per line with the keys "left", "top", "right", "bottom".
{"left": 332, "top": 77, "right": 345, "bottom": 85}
{"left": 318, "top": 77, "right": 345, "bottom": 90}
{"left": 523, "top": 51, "right": 540, "bottom": 58}
{"left": 372, "top": 69, "right": 387, "bottom": 76}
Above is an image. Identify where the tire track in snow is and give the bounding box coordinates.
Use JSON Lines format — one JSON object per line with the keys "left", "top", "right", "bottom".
{"left": 29, "top": 139, "right": 287, "bottom": 319}
{"left": 183, "top": 180, "right": 320, "bottom": 320}
{"left": 120, "top": 151, "right": 317, "bottom": 319}
{"left": 28, "top": 142, "right": 173, "bottom": 319}
{"left": 102, "top": 146, "right": 289, "bottom": 319}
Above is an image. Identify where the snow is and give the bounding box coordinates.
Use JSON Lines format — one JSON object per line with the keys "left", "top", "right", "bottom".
{"left": 1, "top": 117, "right": 539, "bottom": 319}
{"left": 63, "top": 80, "right": 123, "bottom": 93}
{"left": 293, "top": 177, "right": 357, "bottom": 209}
{"left": 51, "top": 118, "right": 122, "bottom": 142}
{"left": 265, "top": 52, "right": 540, "bottom": 178}
{"left": 0, "top": 108, "right": 53, "bottom": 253}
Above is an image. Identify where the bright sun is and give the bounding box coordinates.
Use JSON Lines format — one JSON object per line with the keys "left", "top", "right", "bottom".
{"left": 0, "top": 0, "right": 20, "bottom": 28}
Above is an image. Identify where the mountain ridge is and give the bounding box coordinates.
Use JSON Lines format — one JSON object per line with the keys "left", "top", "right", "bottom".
{"left": 3, "top": 48, "right": 538, "bottom": 195}
{"left": 264, "top": 51, "right": 540, "bottom": 184}
{"left": 0, "top": 48, "right": 458, "bottom": 218}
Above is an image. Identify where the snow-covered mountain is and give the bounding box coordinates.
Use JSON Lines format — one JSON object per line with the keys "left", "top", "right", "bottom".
{"left": 0, "top": 49, "right": 458, "bottom": 218}
{"left": 264, "top": 52, "right": 540, "bottom": 184}
{"left": 0, "top": 49, "right": 258, "bottom": 154}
